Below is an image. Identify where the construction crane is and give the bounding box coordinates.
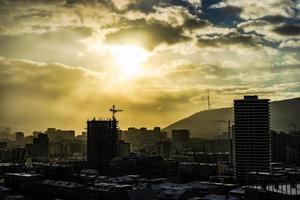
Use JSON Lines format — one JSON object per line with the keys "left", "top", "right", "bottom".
{"left": 110, "top": 105, "right": 123, "bottom": 120}
{"left": 215, "top": 119, "right": 234, "bottom": 165}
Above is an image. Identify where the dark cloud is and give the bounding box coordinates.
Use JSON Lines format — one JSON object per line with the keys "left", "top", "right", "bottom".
{"left": 125, "top": 0, "right": 161, "bottom": 14}
{"left": 64, "top": 0, "right": 115, "bottom": 9}
{"left": 183, "top": 18, "right": 210, "bottom": 30}
{"left": 261, "top": 15, "right": 288, "bottom": 24}
{"left": 124, "top": 0, "right": 201, "bottom": 15}
{"left": 105, "top": 18, "right": 190, "bottom": 50}
{"left": 273, "top": 24, "right": 300, "bottom": 35}
{"left": 197, "top": 32, "right": 259, "bottom": 47}
{"left": 213, "top": 5, "right": 242, "bottom": 18}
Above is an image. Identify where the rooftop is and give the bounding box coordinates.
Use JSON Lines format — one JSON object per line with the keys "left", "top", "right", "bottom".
{"left": 248, "top": 183, "right": 300, "bottom": 195}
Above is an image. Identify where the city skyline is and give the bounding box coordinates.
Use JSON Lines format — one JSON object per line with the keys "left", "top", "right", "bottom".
{"left": 0, "top": 0, "right": 300, "bottom": 133}
{"left": 0, "top": 1, "right": 299, "bottom": 198}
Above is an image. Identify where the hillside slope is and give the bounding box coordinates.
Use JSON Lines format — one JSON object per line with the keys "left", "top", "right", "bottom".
{"left": 164, "top": 97, "right": 300, "bottom": 138}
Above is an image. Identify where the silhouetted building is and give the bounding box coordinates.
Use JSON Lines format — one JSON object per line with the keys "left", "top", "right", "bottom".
{"left": 32, "top": 133, "right": 49, "bottom": 160}
{"left": 109, "top": 154, "right": 170, "bottom": 177}
{"left": 33, "top": 131, "right": 43, "bottom": 138}
{"left": 155, "top": 141, "right": 172, "bottom": 159}
{"left": 45, "top": 128, "right": 75, "bottom": 141}
{"left": 87, "top": 119, "right": 118, "bottom": 174}
{"left": 15, "top": 132, "right": 24, "bottom": 142}
{"left": 118, "top": 140, "right": 130, "bottom": 157}
{"left": 15, "top": 132, "right": 24, "bottom": 147}
{"left": 271, "top": 131, "right": 294, "bottom": 164}
{"left": 178, "top": 162, "right": 218, "bottom": 182}
{"left": 153, "top": 127, "right": 161, "bottom": 134}
{"left": 121, "top": 127, "right": 167, "bottom": 152}
{"left": 233, "top": 96, "right": 270, "bottom": 182}
{"left": 172, "top": 129, "right": 190, "bottom": 152}
{"left": 0, "top": 142, "right": 7, "bottom": 150}
{"left": 271, "top": 130, "right": 300, "bottom": 166}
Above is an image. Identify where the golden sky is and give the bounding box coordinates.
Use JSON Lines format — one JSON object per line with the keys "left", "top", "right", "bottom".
{"left": 0, "top": 0, "right": 299, "bottom": 134}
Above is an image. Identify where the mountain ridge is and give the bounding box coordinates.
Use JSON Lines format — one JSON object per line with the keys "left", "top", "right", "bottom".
{"left": 164, "top": 97, "right": 300, "bottom": 138}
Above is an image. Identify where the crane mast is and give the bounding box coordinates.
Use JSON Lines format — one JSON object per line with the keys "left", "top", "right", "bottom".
{"left": 110, "top": 105, "right": 123, "bottom": 121}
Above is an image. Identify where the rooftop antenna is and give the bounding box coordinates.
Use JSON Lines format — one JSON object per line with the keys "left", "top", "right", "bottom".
{"left": 110, "top": 105, "right": 123, "bottom": 121}
{"left": 207, "top": 89, "right": 211, "bottom": 110}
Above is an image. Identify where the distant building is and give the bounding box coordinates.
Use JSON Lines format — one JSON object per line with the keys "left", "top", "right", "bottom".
{"left": 109, "top": 154, "right": 170, "bottom": 177}
{"left": 32, "top": 133, "right": 49, "bottom": 161}
{"left": 178, "top": 162, "right": 218, "bottom": 182}
{"left": 233, "top": 95, "right": 270, "bottom": 182}
{"left": 45, "top": 128, "right": 56, "bottom": 139}
{"left": 15, "top": 132, "right": 24, "bottom": 142}
{"left": 118, "top": 140, "right": 130, "bottom": 157}
{"left": 33, "top": 131, "right": 43, "bottom": 138}
{"left": 45, "top": 128, "right": 75, "bottom": 141}
{"left": 172, "top": 129, "right": 190, "bottom": 152}
{"left": 153, "top": 127, "right": 161, "bottom": 134}
{"left": 76, "top": 132, "right": 87, "bottom": 141}
{"left": 271, "top": 131, "right": 294, "bottom": 164}
{"left": 121, "top": 127, "right": 167, "bottom": 152}
{"left": 0, "top": 142, "right": 7, "bottom": 150}
{"left": 87, "top": 119, "right": 118, "bottom": 174}
{"left": 271, "top": 130, "right": 300, "bottom": 166}
{"left": 155, "top": 141, "right": 172, "bottom": 159}
{"left": 15, "top": 132, "right": 24, "bottom": 147}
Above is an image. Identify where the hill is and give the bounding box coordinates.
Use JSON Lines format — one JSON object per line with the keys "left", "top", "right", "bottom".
{"left": 164, "top": 97, "right": 300, "bottom": 138}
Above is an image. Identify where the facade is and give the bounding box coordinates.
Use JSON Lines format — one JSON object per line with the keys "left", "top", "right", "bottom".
{"left": 155, "top": 141, "right": 172, "bottom": 159}
{"left": 271, "top": 130, "right": 300, "bottom": 166}
{"left": 32, "top": 133, "right": 49, "bottom": 160}
{"left": 15, "top": 132, "right": 24, "bottom": 142}
{"left": 15, "top": 132, "right": 25, "bottom": 147}
{"left": 45, "top": 128, "right": 75, "bottom": 141}
{"left": 121, "top": 127, "right": 167, "bottom": 152}
{"left": 172, "top": 129, "right": 190, "bottom": 152}
{"left": 233, "top": 95, "right": 270, "bottom": 182}
{"left": 87, "top": 119, "right": 118, "bottom": 174}
{"left": 118, "top": 140, "right": 130, "bottom": 157}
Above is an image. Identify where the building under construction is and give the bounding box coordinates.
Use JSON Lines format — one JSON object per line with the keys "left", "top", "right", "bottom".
{"left": 87, "top": 106, "right": 121, "bottom": 174}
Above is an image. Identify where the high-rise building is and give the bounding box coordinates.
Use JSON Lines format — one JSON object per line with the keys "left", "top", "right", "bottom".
{"left": 32, "top": 133, "right": 49, "bottom": 160}
{"left": 15, "top": 132, "right": 25, "bottom": 147}
{"left": 233, "top": 95, "right": 270, "bottom": 182}
{"left": 172, "top": 129, "right": 190, "bottom": 152}
{"left": 15, "top": 132, "right": 24, "bottom": 141}
{"left": 155, "top": 140, "right": 172, "bottom": 159}
{"left": 87, "top": 119, "right": 118, "bottom": 174}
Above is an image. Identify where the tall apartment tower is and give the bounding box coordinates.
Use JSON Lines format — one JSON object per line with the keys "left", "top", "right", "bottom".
{"left": 87, "top": 119, "right": 118, "bottom": 174}
{"left": 233, "top": 95, "right": 270, "bottom": 182}
{"left": 32, "top": 133, "right": 49, "bottom": 160}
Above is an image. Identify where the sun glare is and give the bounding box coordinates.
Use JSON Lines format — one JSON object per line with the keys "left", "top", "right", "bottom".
{"left": 112, "top": 45, "right": 149, "bottom": 77}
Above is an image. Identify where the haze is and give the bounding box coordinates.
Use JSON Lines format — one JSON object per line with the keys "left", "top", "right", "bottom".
{"left": 0, "top": 0, "right": 299, "bottom": 133}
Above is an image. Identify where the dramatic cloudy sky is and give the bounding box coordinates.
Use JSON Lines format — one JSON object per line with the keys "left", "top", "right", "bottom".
{"left": 0, "top": 0, "right": 299, "bottom": 133}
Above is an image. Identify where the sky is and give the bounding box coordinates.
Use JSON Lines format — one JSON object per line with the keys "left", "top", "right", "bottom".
{"left": 0, "top": 0, "right": 299, "bottom": 134}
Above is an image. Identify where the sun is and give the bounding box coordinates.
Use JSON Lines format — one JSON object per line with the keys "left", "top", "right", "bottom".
{"left": 112, "top": 45, "right": 149, "bottom": 77}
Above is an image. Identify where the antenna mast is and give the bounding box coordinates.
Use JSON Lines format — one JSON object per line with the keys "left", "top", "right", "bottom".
{"left": 207, "top": 89, "right": 211, "bottom": 110}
